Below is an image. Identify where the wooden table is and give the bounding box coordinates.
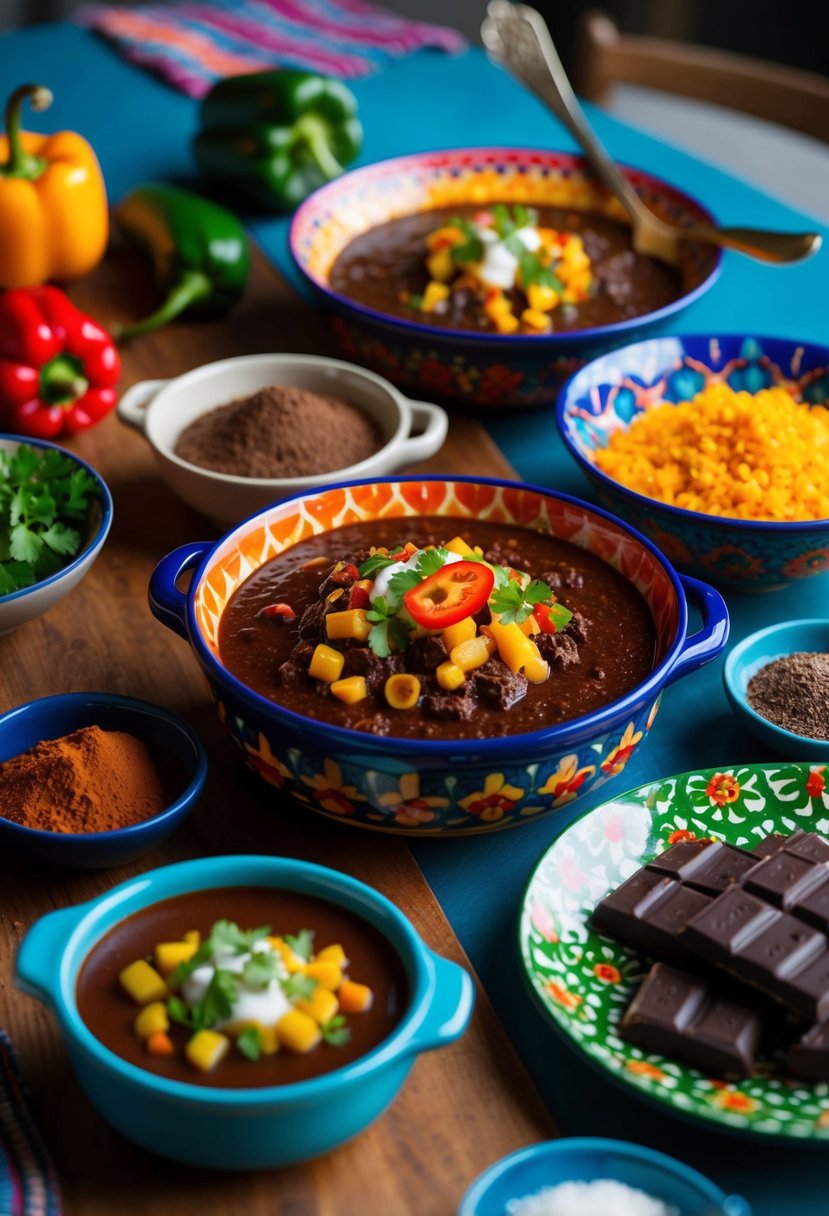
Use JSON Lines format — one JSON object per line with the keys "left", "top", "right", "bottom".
{"left": 0, "top": 244, "right": 557, "bottom": 1215}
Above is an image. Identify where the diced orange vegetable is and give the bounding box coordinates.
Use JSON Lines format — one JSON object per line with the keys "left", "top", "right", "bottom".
{"left": 186, "top": 1029, "right": 229, "bottom": 1072}
{"left": 297, "top": 987, "right": 339, "bottom": 1026}
{"left": 444, "top": 535, "right": 474, "bottom": 557}
{"left": 427, "top": 247, "right": 454, "bottom": 282}
{"left": 422, "top": 281, "right": 450, "bottom": 313}
{"left": 267, "top": 935, "right": 304, "bottom": 972}
{"left": 183, "top": 930, "right": 200, "bottom": 946}
{"left": 436, "top": 660, "right": 466, "bottom": 691}
{"left": 134, "top": 1001, "right": 170, "bottom": 1040}
{"left": 484, "top": 619, "right": 536, "bottom": 675}
{"left": 146, "top": 1031, "right": 174, "bottom": 1057}
{"left": 315, "top": 943, "right": 348, "bottom": 966}
{"left": 154, "top": 939, "right": 199, "bottom": 976}
{"left": 339, "top": 980, "right": 374, "bottom": 1014}
{"left": 449, "top": 633, "right": 496, "bottom": 673}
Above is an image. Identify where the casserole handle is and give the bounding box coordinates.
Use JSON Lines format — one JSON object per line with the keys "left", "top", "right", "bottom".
{"left": 149, "top": 543, "right": 211, "bottom": 641}
{"left": 396, "top": 400, "right": 449, "bottom": 465}
{"left": 666, "top": 575, "right": 730, "bottom": 686}
{"left": 117, "top": 378, "right": 169, "bottom": 433}
{"left": 16, "top": 904, "right": 85, "bottom": 1007}
{"left": 404, "top": 949, "right": 475, "bottom": 1055}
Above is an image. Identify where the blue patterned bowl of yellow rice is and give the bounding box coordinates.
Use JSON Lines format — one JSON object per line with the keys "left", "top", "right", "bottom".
{"left": 556, "top": 334, "right": 829, "bottom": 591}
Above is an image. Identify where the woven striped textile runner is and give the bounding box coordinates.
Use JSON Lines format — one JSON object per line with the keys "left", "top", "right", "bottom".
{"left": 0, "top": 1031, "right": 61, "bottom": 1216}
{"left": 79, "top": 0, "right": 467, "bottom": 96}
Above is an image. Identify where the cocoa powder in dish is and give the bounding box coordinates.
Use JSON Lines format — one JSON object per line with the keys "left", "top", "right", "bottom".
{"left": 174, "top": 384, "right": 383, "bottom": 479}
{"left": 746, "top": 651, "right": 829, "bottom": 740}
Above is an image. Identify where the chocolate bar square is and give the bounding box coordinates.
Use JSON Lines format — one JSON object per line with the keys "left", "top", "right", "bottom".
{"left": 591, "top": 872, "right": 712, "bottom": 966}
{"left": 792, "top": 873, "right": 829, "bottom": 931}
{"left": 742, "top": 851, "right": 829, "bottom": 910}
{"left": 649, "top": 839, "right": 756, "bottom": 896}
{"left": 620, "top": 962, "right": 762, "bottom": 1079}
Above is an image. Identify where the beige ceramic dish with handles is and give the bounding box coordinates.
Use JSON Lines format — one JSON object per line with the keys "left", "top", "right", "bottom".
{"left": 117, "top": 353, "right": 449, "bottom": 527}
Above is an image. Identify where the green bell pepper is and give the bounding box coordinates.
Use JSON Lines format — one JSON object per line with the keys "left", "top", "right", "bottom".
{"left": 114, "top": 182, "right": 250, "bottom": 341}
{"left": 193, "top": 70, "right": 363, "bottom": 212}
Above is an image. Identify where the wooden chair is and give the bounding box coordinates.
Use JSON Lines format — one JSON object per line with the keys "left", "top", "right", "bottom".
{"left": 575, "top": 9, "right": 829, "bottom": 143}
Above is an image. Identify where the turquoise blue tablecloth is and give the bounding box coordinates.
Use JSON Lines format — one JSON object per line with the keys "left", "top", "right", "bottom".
{"left": 2, "top": 24, "right": 827, "bottom": 1213}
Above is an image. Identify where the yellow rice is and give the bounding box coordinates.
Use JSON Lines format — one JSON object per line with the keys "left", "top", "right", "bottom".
{"left": 594, "top": 383, "right": 829, "bottom": 521}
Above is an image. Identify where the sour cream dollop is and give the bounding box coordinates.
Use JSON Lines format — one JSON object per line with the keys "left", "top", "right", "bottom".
{"left": 371, "top": 546, "right": 462, "bottom": 603}
{"left": 181, "top": 939, "right": 290, "bottom": 1029}
{"left": 473, "top": 225, "right": 542, "bottom": 290}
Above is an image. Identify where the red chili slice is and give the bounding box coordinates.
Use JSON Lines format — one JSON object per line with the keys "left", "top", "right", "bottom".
{"left": 257, "top": 602, "right": 296, "bottom": 622}
{"left": 532, "top": 603, "right": 557, "bottom": 634}
{"left": 403, "top": 561, "right": 494, "bottom": 630}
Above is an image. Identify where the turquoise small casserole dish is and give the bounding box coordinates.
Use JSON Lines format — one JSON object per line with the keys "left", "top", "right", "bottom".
{"left": 15, "top": 854, "right": 475, "bottom": 1170}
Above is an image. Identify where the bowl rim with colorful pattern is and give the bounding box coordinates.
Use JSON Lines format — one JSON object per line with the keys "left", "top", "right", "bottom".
{"left": 0, "top": 433, "right": 113, "bottom": 604}
{"left": 556, "top": 332, "right": 829, "bottom": 534}
{"left": 518, "top": 760, "right": 829, "bottom": 1143}
{"left": 155, "top": 474, "right": 727, "bottom": 759}
{"left": 289, "top": 147, "right": 722, "bottom": 346}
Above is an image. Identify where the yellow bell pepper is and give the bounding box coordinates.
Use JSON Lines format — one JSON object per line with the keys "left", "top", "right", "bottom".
{"left": 0, "top": 85, "right": 108, "bottom": 289}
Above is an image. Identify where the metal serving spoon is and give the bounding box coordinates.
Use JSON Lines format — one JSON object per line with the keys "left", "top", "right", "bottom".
{"left": 481, "top": 1, "right": 822, "bottom": 266}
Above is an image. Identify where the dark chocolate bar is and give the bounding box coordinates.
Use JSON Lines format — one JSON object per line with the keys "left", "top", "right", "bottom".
{"left": 619, "top": 961, "right": 763, "bottom": 1079}
{"left": 742, "top": 850, "right": 829, "bottom": 910}
{"left": 590, "top": 869, "right": 712, "bottom": 967}
{"left": 750, "top": 829, "right": 829, "bottom": 862}
{"left": 649, "top": 838, "right": 757, "bottom": 895}
{"left": 683, "top": 887, "right": 829, "bottom": 1021}
{"left": 786, "top": 1021, "right": 829, "bottom": 1080}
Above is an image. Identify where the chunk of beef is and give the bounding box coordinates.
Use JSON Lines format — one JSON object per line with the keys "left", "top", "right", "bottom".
{"left": 568, "top": 611, "right": 590, "bottom": 645}
{"left": 342, "top": 646, "right": 387, "bottom": 696}
{"left": 407, "top": 635, "right": 448, "bottom": 672}
{"left": 298, "top": 599, "right": 326, "bottom": 641}
{"left": 535, "top": 629, "right": 580, "bottom": 671}
{"left": 421, "top": 690, "right": 476, "bottom": 722}
{"left": 277, "top": 642, "right": 314, "bottom": 689}
{"left": 472, "top": 658, "right": 528, "bottom": 710}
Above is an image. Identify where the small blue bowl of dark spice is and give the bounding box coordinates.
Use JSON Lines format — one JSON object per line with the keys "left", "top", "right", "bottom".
{"left": 724, "top": 619, "right": 829, "bottom": 759}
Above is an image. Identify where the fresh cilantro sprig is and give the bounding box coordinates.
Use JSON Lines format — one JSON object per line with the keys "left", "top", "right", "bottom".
{"left": 0, "top": 444, "right": 98, "bottom": 597}
{"left": 447, "top": 216, "right": 484, "bottom": 264}
{"left": 282, "top": 973, "right": 319, "bottom": 1001}
{"left": 168, "top": 919, "right": 272, "bottom": 990}
{"left": 519, "top": 250, "right": 564, "bottom": 293}
{"left": 321, "top": 1015, "right": 351, "bottom": 1047}
{"left": 236, "top": 1026, "right": 262, "bottom": 1061}
{"left": 366, "top": 595, "right": 411, "bottom": 659}
{"left": 284, "top": 929, "right": 315, "bottom": 962}
{"left": 358, "top": 549, "right": 403, "bottom": 579}
{"left": 490, "top": 577, "right": 558, "bottom": 625}
{"left": 167, "top": 968, "right": 237, "bottom": 1032}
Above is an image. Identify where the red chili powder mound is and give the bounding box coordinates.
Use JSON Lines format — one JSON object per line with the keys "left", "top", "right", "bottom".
{"left": 174, "top": 384, "right": 383, "bottom": 479}
{"left": 0, "top": 725, "right": 167, "bottom": 834}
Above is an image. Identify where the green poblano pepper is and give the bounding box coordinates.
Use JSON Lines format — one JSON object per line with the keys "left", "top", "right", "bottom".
{"left": 114, "top": 182, "right": 251, "bottom": 341}
{"left": 193, "top": 70, "right": 363, "bottom": 212}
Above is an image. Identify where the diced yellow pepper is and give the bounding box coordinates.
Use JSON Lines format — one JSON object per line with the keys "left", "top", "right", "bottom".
{"left": 526, "top": 283, "right": 560, "bottom": 312}
{"left": 484, "top": 619, "right": 536, "bottom": 675}
{"left": 308, "top": 643, "right": 345, "bottom": 684}
{"left": 315, "top": 943, "right": 348, "bottom": 966}
{"left": 277, "top": 1009, "right": 322, "bottom": 1054}
{"left": 331, "top": 675, "right": 368, "bottom": 704}
{"left": 183, "top": 930, "right": 200, "bottom": 946}
{"left": 119, "top": 959, "right": 169, "bottom": 1006}
{"left": 339, "top": 980, "right": 374, "bottom": 1014}
{"left": 326, "top": 608, "right": 371, "bottom": 642}
{"left": 426, "top": 247, "right": 454, "bottom": 282}
{"left": 267, "top": 936, "right": 304, "bottom": 973}
{"left": 297, "top": 986, "right": 340, "bottom": 1026}
{"left": 442, "top": 616, "right": 476, "bottom": 652}
{"left": 484, "top": 292, "right": 511, "bottom": 319}
{"left": 154, "top": 939, "right": 199, "bottom": 977}
{"left": 186, "top": 1029, "right": 230, "bottom": 1073}
{"left": 523, "top": 639, "right": 550, "bottom": 684}
{"left": 326, "top": 587, "right": 345, "bottom": 605}
{"left": 422, "top": 281, "right": 450, "bottom": 313}
{"left": 517, "top": 613, "right": 540, "bottom": 636}
{"left": 384, "top": 673, "right": 421, "bottom": 710}
{"left": 304, "top": 960, "right": 343, "bottom": 990}
{"left": 521, "top": 308, "right": 552, "bottom": 331}
{"left": 444, "top": 535, "right": 474, "bottom": 557}
{"left": 134, "top": 1001, "right": 170, "bottom": 1040}
{"left": 494, "top": 312, "right": 520, "bottom": 334}
{"left": 449, "top": 633, "right": 496, "bottom": 673}
{"left": 436, "top": 660, "right": 466, "bottom": 691}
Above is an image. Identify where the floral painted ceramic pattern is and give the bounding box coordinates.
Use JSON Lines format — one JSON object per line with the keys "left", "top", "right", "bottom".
{"left": 558, "top": 334, "right": 829, "bottom": 590}
{"left": 519, "top": 761, "right": 829, "bottom": 1139}
{"left": 290, "top": 149, "right": 720, "bottom": 407}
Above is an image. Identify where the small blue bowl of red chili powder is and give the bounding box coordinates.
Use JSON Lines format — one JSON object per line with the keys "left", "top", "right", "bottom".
{"left": 0, "top": 692, "right": 207, "bottom": 868}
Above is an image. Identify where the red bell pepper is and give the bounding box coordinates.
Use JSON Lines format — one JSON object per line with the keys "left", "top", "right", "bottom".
{"left": 0, "top": 285, "right": 120, "bottom": 438}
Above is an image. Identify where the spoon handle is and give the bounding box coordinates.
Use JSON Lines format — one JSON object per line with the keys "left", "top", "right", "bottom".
{"left": 481, "top": 0, "right": 645, "bottom": 222}
{"left": 688, "top": 225, "right": 822, "bottom": 263}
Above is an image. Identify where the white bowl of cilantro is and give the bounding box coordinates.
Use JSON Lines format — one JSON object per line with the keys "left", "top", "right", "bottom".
{"left": 0, "top": 436, "right": 112, "bottom": 636}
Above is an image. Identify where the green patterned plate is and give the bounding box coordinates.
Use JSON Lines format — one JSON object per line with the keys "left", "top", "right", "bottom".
{"left": 519, "top": 761, "right": 829, "bottom": 1141}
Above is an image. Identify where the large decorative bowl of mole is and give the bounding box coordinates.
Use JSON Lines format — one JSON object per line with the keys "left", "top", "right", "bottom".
{"left": 148, "top": 476, "right": 728, "bottom": 836}
{"left": 289, "top": 148, "right": 720, "bottom": 409}
{"left": 557, "top": 333, "right": 829, "bottom": 590}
